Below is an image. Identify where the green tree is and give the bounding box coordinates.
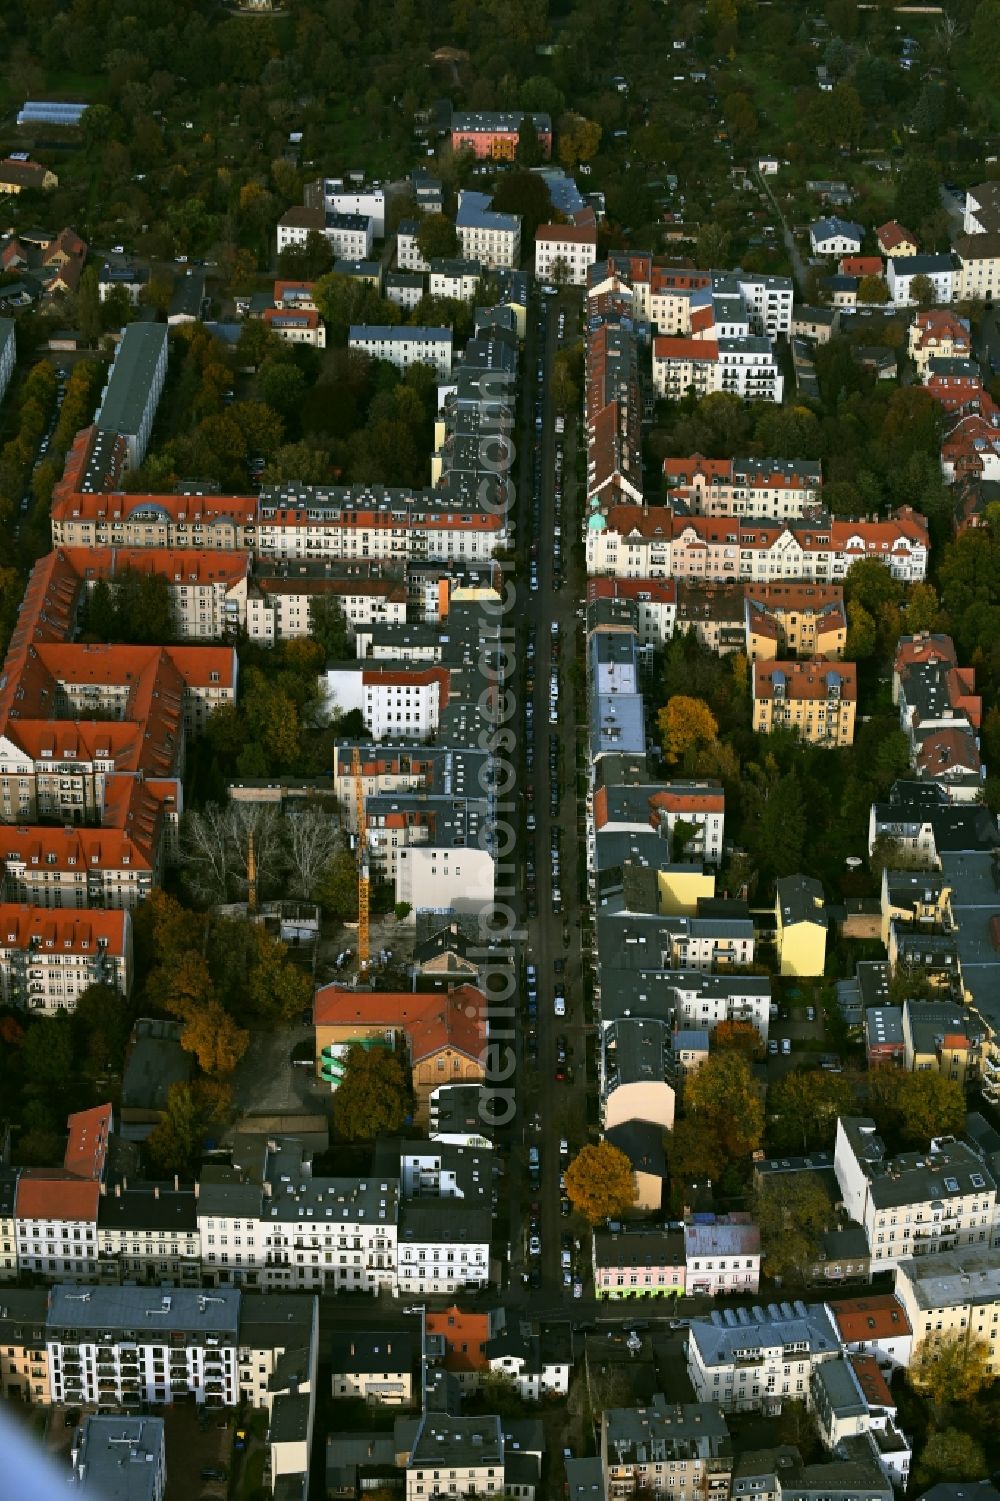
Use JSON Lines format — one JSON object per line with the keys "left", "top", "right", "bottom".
{"left": 908, "top": 1332, "right": 993, "bottom": 1417}
{"left": 145, "top": 1080, "right": 231, "bottom": 1178}
{"left": 896, "top": 1072, "right": 966, "bottom": 1144}
{"left": 72, "top": 983, "right": 135, "bottom": 1079}
{"left": 767, "top": 1068, "right": 858, "bottom": 1152}
{"left": 843, "top": 558, "right": 904, "bottom": 615}
{"left": 258, "top": 361, "right": 307, "bottom": 419}
{"left": 845, "top": 600, "right": 877, "bottom": 659}
{"left": 277, "top": 230, "right": 334, "bottom": 280}
{"left": 696, "top": 223, "right": 733, "bottom": 270}
{"left": 910, "top": 273, "right": 936, "bottom": 309}
{"left": 246, "top": 928, "right": 312, "bottom": 1026}
{"left": 666, "top": 1117, "right": 726, "bottom": 1186}
{"left": 685, "top": 1051, "right": 764, "bottom": 1162}
{"left": 753, "top": 1173, "right": 832, "bottom": 1284}
{"left": 332, "top": 1044, "right": 412, "bottom": 1141}
{"left": 490, "top": 171, "right": 554, "bottom": 244}
{"left": 179, "top": 999, "right": 249, "bottom": 1076}
{"left": 564, "top": 1141, "right": 638, "bottom": 1224}
{"left": 415, "top": 214, "right": 459, "bottom": 262}
{"left": 515, "top": 117, "right": 544, "bottom": 167}
{"left": 22, "top": 1015, "right": 75, "bottom": 1086}
{"left": 309, "top": 594, "right": 352, "bottom": 659}
{"left": 915, "top": 1429, "right": 988, "bottom": 1488}
{"left": 857, "top": 274, "right": 889, "bottom": 304}
{"left": 77, "top": 264, "right": 103, "bottom": 347}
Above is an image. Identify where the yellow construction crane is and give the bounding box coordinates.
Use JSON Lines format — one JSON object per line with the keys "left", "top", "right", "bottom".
{"left": 247, "top": 829, "right": 257, "bottom": 915}
{"left": 351, "top": 746, "right": 370, "bottom": 973}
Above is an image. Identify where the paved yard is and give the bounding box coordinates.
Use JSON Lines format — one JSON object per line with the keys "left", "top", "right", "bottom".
{"left": 230, "top": 1025, "right": 330, "bottom": 1118}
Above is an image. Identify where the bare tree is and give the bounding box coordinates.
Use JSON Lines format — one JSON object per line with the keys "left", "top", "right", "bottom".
{"left": 284, "top": 803, "right": 342, "bottom": 898}
{"left": 180, "top": 805, "right": 237, "bottom": 904}
{"left": 228, "top": 801, "right": 283, "bottom": 897}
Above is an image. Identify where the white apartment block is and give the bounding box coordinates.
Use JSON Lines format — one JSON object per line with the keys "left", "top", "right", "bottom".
{"left": 535, "top": 224, "right": 598, "bottom": 286}
{"left": 0, "top": 905, "right": 132, "bottom": 1013}
{"left": 429, "top": 259, "right": 482, "bottom": 301}
{"left": 895, "top": 1248, "right": 1000, "bottom": 1378}
{"left": 385, "top": 272, "right": 426, "bottom": 311}
{"left": 954, "top": 236, "right": 1000, "bottom": 303}
{"left": 96, "top": 1185, "right": 202, "bottom": 1288}
{"left": 686, "top": 1302, "right": 841, "bottom": 1412}
{"left": 684, "top": 1219, "right": 761, "bottom": 1298}
{"left": 0, "top": 1175, "right": 16, "bottom": 1281}
{"left": 322, "top": 179, "right": 387, "bottom": 237}
{"left": 349, "top": 324, "right": 453, "bottom": 378}
{"left": 321, "top": 665, "right": 448, "bottom": 741}
{"left": 652, "top": 337, "right": 784, "bottom": 403}
{"left": 46, "top": 1284, "right": 241, "bottom": 1408}
{"left": 397, "top": 222, "right": 431, "bottom": 272}
{"left": 324, "top": 212, "right": 374, "bottom": 260}
{"left": 396, "top": 844, "right": 496, "bottom": 918}
{"left": 886, "top": 254, "right": 958, "bottom": 306}
{"left": 15, "top": 1176, "right": 100, "bottom": 1280}
{"left": 670, "top": 973, "right": 772, "bottom": 1043}
{"left": 237, "top": 1293, "right": 319, "bottom": 1414}
{"left": 245, "top": 574, "right": 406, "bottom": 646}
{"left": 456, "top": 191, "right": 521, "bottom": 270}
{"left": 261, "top": 307, "right": 326, "bottom": 348}
{"left": 834, "top": 1118, "right": 996, "bottom": 1275}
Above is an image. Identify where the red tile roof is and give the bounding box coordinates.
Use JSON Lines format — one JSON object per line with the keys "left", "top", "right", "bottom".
{"left": 653, "top": 336, "right": 719, "bottom": 362}
{"left": 15, "top": 1171, "right": 100, "bottom": 1222}
{"left": 313, "top": 984, "right": 487, "bottom": 1063}
{"left": 830, "top": 1294, "right": 912, "bottom": 1342}
{"left": 424, "top": 1306, "right": 491, "bottom": 1371}
{"left": 849, "top": 1353, "right": 894, "bottom": 1409}
{"left": 0, "top": 905, "right": 128, "bottom": 958}
{"left": 877, "top": 221, "right": 917, "bottom": 252}
{"left": 753, "top": 657, "right": 858, "bottom": 703}
{"left": 64, "top": 1103, "right": 112, "bottom": 1180}
{"left": 536, "top": 223, "right": 597, "bottom": 244}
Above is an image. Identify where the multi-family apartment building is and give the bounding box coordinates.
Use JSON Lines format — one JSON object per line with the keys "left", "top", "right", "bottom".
{"left": 744, "top": 583, "right": 846, "bottom": 661}
{"left": 396, "top": 219, "right": 430, "bottom": 272}
{"left": 95, "top": 323, "right": 168, "bottom": 470}
{"left": 535, "top": 223, "right": 598, "bottom": 286}
{"left": 455, "top": 191, "right": 521, "bottom": 269}
{"left": 652, "top": 336, "right": 784, "bottom": 403}
{"left": 752, "top": 659, "right": 858, "bottom": 747}
{"left": 321, "top": 212, "right": 375, "bottom": 260}
{"left": 450, "top": 110, "right": 552, "bottom": 160}
{"left": 585, "top": 506, "right": 929, "bottom": 585}
{"left": 0, "top": 1288, "right": 51, "bottom": 1402}
{"left": 14, "top": 1104, "right": 112, "bottom": 1280}
{"left": 593, "top": 1226, "right": 686, "bottom": 1300}
{"left": 886, "top": 253, "right": 958, "bottom": 306}
{"left": 349, "top": 324, "right": 453, "bottom": 378}
{"left": 826, "top": 1295, "right": 913, "bottom": 1371}
{"left": 663, "top": 456, "right": 822, "bottom": 519}
{"left": 894, "top": 1247, "right": 1000, "bottom": 1377}
{"left": 58, "top": 545, "right": 250, "bottom": 640}
{"left": 602, "top": 1398, "right": 733, "bottom": 1501}
{"left": 834, "top": 1117, "right": 996, "bottom": 1275}
{"left": 684, "top": 1217, "right": 761, "bottom": 1298}
{"left": 46, "top": 1284, "right": 242, "bottom": 1408}
{"left": 686, "top": 1302, "right": 841, "bottom": 1412}
{"left": 261, "top": 305, "right": 326, "bottom": 348}
{"left": 70, "top": 1415, "right": 167, "bottom": 1501}
{"left": 0, "top": 905, "right": 132, "bottom": 1012}
{"left": 96, "top": 1183, "right": 202, "bottom": 1287}
{"left": 892, "top": 632, "right": 983, "bottom": 800}
{"left": 315, "top": 177, "right": 387, "bottom": 237}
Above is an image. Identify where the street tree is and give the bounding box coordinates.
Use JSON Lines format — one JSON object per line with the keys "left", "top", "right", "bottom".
{"left": 857, "top": 274, "right": 889, "bottom": 304}
{"left": 910, "top": 273, "right": 937, "bottom": 309}
{"left": 564, "top": 1142, "right": 638, "bottom": 1224}
{"left": 332, "top": 1045, "right": 413, "bottom": 1141}
{"left": 657, "top": 695, "right": 719, "bottom": 766}
{"left": 908, "top": 1332, "right": 993, "bottom": 1416}
{"left": 753, "top": 1173, "right": 832, "bottom": 1284}
{"left": 685, "top": 1051, "right": 764, "bottom": 1162}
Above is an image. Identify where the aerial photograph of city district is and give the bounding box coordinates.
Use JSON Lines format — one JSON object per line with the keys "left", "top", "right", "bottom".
{"left": 1, "top": 1, "right": 1000, "bottom": 1499}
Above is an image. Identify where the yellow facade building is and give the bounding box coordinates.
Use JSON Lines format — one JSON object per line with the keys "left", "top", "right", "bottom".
{"left": 775, "top": 873, "right": 827, "bottom": 978}
{"left": 752, "top": 658, "right": 857, "bottom": 746}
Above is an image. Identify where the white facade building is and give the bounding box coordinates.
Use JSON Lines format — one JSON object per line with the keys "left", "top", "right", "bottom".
{"left": 684, "top": 1219, "right": 761, "bottom": 1297}
{"left": 686, "top": 1302, "right": 841, "bottom": 1412}
{"left": 322, "top": 179, "right": 387, "bottom": 237}
{"left": 834, "top": 1117, "right": 996, "bottom": 1275}
{"left": 886, "top": 254, "right": 958, "bottom": 306}
{"left": 535, "top": 224, "right": 598, "bottom": 286}
{"left": 456, "top": 191, "right": 521, "bottom": 270}
{"left": 324, "top": 212, "right": 375, "bottom": 260}
{"left": 348, "top": 324, "right": 453, "bottom": 378}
